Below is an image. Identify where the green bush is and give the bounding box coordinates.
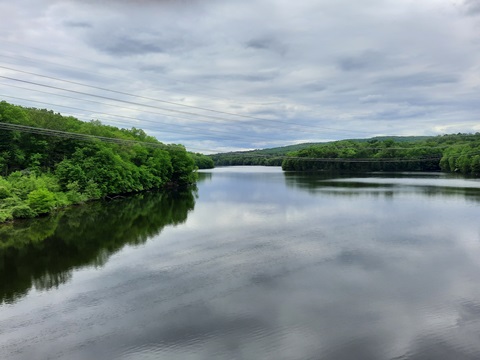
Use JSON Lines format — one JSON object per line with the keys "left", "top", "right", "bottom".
{"left": 471, "top": 155, "right": 480, "bottom": 175}
{"left": 84, "top": 180, "right": 102, "bottom": 200}
{"left": 11, "top": 204, "right": 37, "bottom": 219}
{"left": 0, "top": 196, "right": 22, "bottom": 209}
{"left": 66, "top": 190, "right": 86, "bottom": 203}
{"left": 0, "top": 185, "right": 11, "bottom": 199}
{"left": 55, "top": 192, "right": 70, "bottom": 207}
{"left": 27, "top": 189, "right": 57, "bottom": 214}
{"left": 0, "top": 209, "right": 13, "bottom": 223}
{"left": 8, "top": 172, "right": 38, "bottom": 198}
{"left": 35, "top": 174, "right": 61, "bottom": 193}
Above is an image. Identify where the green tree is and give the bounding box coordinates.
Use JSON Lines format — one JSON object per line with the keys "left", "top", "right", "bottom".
{"left": 28, "top": 189, "right": 57, "bottom": 214}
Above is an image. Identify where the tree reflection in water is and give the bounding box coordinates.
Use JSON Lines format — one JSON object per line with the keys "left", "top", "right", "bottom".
{"left": 0, "top": 188, "right": 196, "bottom": 304}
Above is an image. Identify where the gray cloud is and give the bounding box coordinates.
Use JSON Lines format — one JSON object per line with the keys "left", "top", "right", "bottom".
{"left": 87, "top": 28, "right": 185, "bottom": 56}
{"left": 464, "top": 0, "right": 480, "bottom": 15}
{"left": 63, "top": 21, "right": 92, "bottom": 28}
{"left": 246, "top": 38, "right": 272, "bottom": 50}
{"left": 98, "top": 36, "right": 165, "bottom": 56}
{"left": 200, "top": 73, "right": 278, "bottom": 83}
{"left": 1, "top": 0, "right": 479, "bottom": 152}
{"left": 303, "top": 82, "right": 327, "bottom": 92}
{"left": 139, "top": 64, "right": 167, "bottom": 73}
{"left": 376, "top": 72, "right": 460, "bottom": 88}
{"left": 246, "top": 37, "right": 287, "bottom": 56}
{"left": 337, "top": 50, "right": 385, "bottom": 72}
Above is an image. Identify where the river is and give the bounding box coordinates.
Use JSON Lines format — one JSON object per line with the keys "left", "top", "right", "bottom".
{"left": 1, "top": 166, "right": 480, "bottom": 359}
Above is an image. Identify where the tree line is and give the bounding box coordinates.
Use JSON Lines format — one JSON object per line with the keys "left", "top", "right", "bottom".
{"left": 281, "top": 135, "right": 480, "bottom": 176}
{"left": 209, "top": 143, "right": 316, "bottom": 166}
{"left": 208, "top": 134, "right": 480, "bottom": 177}
{"left": 0, "top": 100, "right": 206, "bottom": 222}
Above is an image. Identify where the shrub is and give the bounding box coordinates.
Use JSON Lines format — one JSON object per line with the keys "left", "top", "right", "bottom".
{"left": 471, "top": 155, "right": 480, "bottom": 175}
{"left": 64, "top": 181, "right": 87, "bottom": 203}
{"left": 27, "top": 189, "right": 57, "bottom": 214}
{"left": 55, "top": 192, "right": 70, "bottom": 207}
{"left": 0, "top": 210, "right": 13, "bottom": 223}
{"left": 84, "top": 180, "right": 102, "bottom": 200}
{"left": 0, "top": 196, "right": 22, "bottom": 209}
{"left": 8, "top": 172, "right": 38, "bottom": 198}
{"left": 66, "top": 190, "right": 87, "bottom": 203}
{"left": 0, "top": 185, "right": 11, "bottom": 199}
{"left": 11, "top": 204, "right": 37, "bottom": 219}
{"left": 36, "top": 174, "right": 61, "bottom": 193}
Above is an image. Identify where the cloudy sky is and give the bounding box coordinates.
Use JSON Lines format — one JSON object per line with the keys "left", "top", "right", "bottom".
{"left": 0, "top": 0, "right": 479, "bottom": 153}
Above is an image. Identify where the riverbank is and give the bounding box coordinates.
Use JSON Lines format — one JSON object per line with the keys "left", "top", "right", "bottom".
{"left": 0, "top": 101, "right": 201, "bottom": 223}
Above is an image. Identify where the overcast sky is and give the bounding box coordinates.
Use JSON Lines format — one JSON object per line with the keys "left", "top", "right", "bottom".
{"left": 1, "top": 0, "right": 479, "bottom": 153}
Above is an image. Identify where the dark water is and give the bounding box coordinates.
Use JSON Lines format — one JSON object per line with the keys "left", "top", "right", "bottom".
{"left": 1, "top": 167, "right": 480, "bottom": 360}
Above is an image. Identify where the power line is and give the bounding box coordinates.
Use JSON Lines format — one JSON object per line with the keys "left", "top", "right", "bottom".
{"left": 2, "top": 74, "right": 331, "bottom": 138}
{"left": 0, "top": 42, "right": 276, "bottom": 105}
{"left": 0, "top": 122, "right": 172, "bottom": 149}
{"left": 0, "top": 121, "right": 215, "bottom": 153}
{"left": 1, "top": 95, "right": 468, "bottom": 155}
{"left": 0, "top": 64, "right": 289, "bottom": 121}
{"left": 3, "top": 121, "right": 471, "bottom": 164}
{"left": 0, "top": 73, "right": 366, "bottom": 138}
{"left": 0, "top": 84, "right": 231, "bottom": 132}
{"left": 210, "top": 151, "right": 444, "bottom": 163}
{"left": 4, "top": 118, "right": 480, "bottom": 163}
{"left": 0, "top": 94, "right": 222, "bottom": 141}
{"left": 0, "top": 51, "right": 274, "bottom": 106}
{"left": 0, "top": 75, "right": 234, "bottom": 123}
{"left": 0, "top": 65, "right": 373, "bottom": 135}
{"left": 0, "top": 83, "right": 286, "bottom": 141}
{"left": 0, "top": 74, "right": 391, "bottom": 150}
{"left": 0, "top": 94, "right": 273, "bottom": 143}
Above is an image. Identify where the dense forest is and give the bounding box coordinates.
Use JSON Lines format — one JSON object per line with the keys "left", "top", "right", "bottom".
{"left": 2, "top": 99, "right": 479, "bottom": 223}
{"left": 0, "top": 100, "right": 207, "bottom": 222}
{"left": 209, "top": 143, "right": 317, "bottom": 166}
{"left": 189, "top": 152, "right": 214, "bottom": 169}
{"left": 209, "top": 134, "right": 480, "bottom": 177}
{"left": 209, "top": 137, "right": 432, "bottom": 166}
{"left": 281, "top": 135, "right": 480, "bottom": 175}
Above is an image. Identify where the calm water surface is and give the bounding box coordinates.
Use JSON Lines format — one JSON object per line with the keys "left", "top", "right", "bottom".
{"left": 1, "top": 167, "right": 480, "bottom": 360}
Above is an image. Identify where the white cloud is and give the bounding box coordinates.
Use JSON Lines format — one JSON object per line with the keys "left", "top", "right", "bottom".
{"left": 1, "top": 0, "right": 479, "bottom": 152}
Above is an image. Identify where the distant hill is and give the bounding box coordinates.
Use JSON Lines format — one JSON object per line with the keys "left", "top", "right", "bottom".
{"left": 209, "top": 136, "right": 434, "bottom": 166}
{"left": 281, "top": 133, "right": 480, "bottom": 174}
{"left": 347, "top": 136, "right": 433, "bottom": 143}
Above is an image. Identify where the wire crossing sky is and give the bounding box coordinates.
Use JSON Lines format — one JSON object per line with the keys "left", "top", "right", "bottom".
{"left": 1, "top": 0, "right": 479, "bottom": 153}
{"left": 5, "top": 122, "right": 471, "bottom": 164}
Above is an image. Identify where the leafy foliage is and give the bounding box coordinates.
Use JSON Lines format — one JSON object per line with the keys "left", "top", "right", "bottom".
{"left": 210, "top": 134, "right": 480, "bottom": 177}
{"left": 0, "top": 100, "right": 199, "bottom": 222}
{"left": 281, "top": 134, "right": 480, "bottom": 176}
{"left": 27, "top": 189, "right": 57, "bottom": 214}
{"left": 11, "top": 204, "right": 37, "bottom": 219}
{"left": 189, "top": 152, "right": 214, "bottom": 169}
{"left": 209, "top": 137, "right": 432, "bottom": 167}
